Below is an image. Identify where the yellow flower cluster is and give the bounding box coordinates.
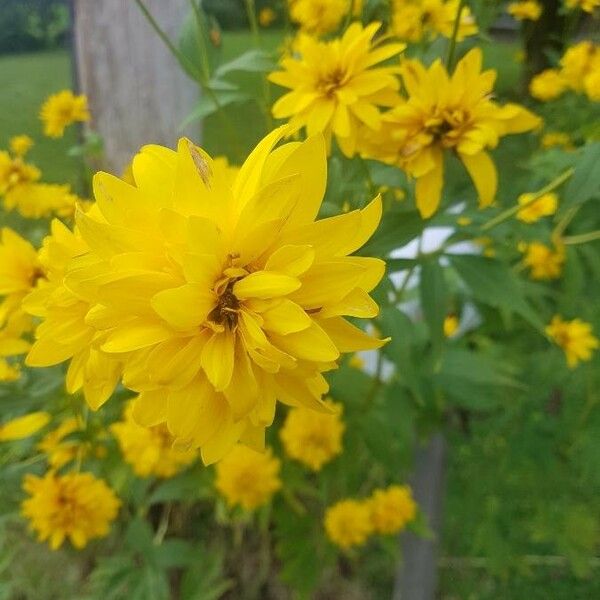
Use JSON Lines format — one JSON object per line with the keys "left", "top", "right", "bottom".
{"left": 522, "top": 242, "right": 565, "bottom": 281}
{"left": 39, "top": 90, "right": 90, "bottom": 138}
{"left": 215, "top": 444, "right": 281, "bottom": 510}
{"left": 289, "top": 0, "right": 362, "bottom": 36}
{"left": 508, "top": 0, "right": 543, "bottom": 21}
{"left": 280, "top": 400, "right": 345, "bottom": 471}
{"left": 361, "top": 49, "right": 539, "bottom": 218}
{"left": 530, "top": 41, "right": 600, "bottom": 103}
{"left": 21, "top": 471, "right": 120, "bottom": 550}
{"left": 565, "top": 0, "right": 600, "bottom": 12}
{"left": 546, "top": 316, "right": 599, "bottom": 368}
{"left": 270, "top": 23, "right": 405, "bottom": 157}
{"left": 516, "top": 192, "right": 558, "bottom": 224}
{"left": 25, "top": 130, "right": 386, "bottom": 464}
{"left": 111, "top": 403, "right": 197, "bottom": 478}
{"left": 390, "top": 0, "right": 478, "bottom": 43}
{"left": 324, "top": 484, "right": 417, "bottom": 549}
{"left": 541, "top": 132, "right": 574, "bottom": 151}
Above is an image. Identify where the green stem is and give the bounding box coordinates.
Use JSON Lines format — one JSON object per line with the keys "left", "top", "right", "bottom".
{"left": 445, "top": 0, "right": 467, "bottom": 71}
{"left": 480, "top": 168, "right": 574, "bottom": 232}
{"left": 562, "top": 230, "right": 600, "bottom": 246}
{"left": 188, "top": 0, "right": 211, "bottom": 82}
{"left": 552, "top": 205, "right": 580, "bottom": 243}
{"left": 153, "top": 502, "right": 172, "bottom": 545}
{"left": 244, "top": 0, "right": 260, "bottom": 47}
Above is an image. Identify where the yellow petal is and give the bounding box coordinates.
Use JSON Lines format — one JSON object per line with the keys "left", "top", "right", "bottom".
{"left": 201, "top": 330, "right": 235, "bottom": 391}
{"left": 261, "top": 299, "right": 312, "bottom": 335}
{"left": 415, "top": 155, "right": 444, "bottom": 219}
{"left": 101, "top": 320, "right": 172, "bottom": 353}
{"left": 132, "top": 390, "right": 168, "bottom": 427}
{"left": 319, "top": 317, "right": 389, "bottom": 352}
{"left": 234, "top": 272, "right": 300, "bottom": 300}
{"left": 0, "top": 411, "right": 50, "bottom": 441}
{"left": 265, "top": 245, "right": 315, "bottom": 276}
{"left": 270, "top": 322, "right": 339, "bottom": 362}
{"left": 151, "top": 284, "right": 216, "bottom": 330}
{"left": 460, "top": 151, "right": 497, "bottom": 208}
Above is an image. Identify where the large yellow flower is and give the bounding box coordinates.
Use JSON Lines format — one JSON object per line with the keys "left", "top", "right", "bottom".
{"left": 546, "top": 316, "right": 599, "bottom": 368}
{"left": 215, "top": 444, "right": 281, "bottom": 510}
{"left": 111, "top": 403, "right": 197, "bottom": 478}
{"left": 21, "top": 471, "right": 120, "bottom": 550}
{"left": 26, "top": 130, "right": 386, "bottom": 464}
{"left": 390, "top": 0, "right": 478, "bottom": 43}
{"left": 362, "top": 49, "right": 540, "bottom": 218}
{"left": 269, "top": 23, "right": 405, "bottom": 157}
{"left": 279, "top": 399, "right": 345, "bottom": 471}
{"left": 24, "top": 219, "right": 122, "bottom": 410}
{"left": 40, "top": 90, "right": 90, "bottom": 138}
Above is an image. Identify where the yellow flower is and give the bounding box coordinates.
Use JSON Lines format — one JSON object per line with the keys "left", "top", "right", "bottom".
{"left": 516, "top": 192, "right": 558, "bottom": 223}
{"left": 37, "top": 417, "right": 82, "bottom": 469}
{"left": 362, "top": 49, "right": 540, "bottom": 218}
{"left": 529, "top": 69, "right": 567, "bottom": 102}
{"left": 443, "top": 314, "right": 459, "bottom": 337}
{"left": 349, "top": 353, "right": 365, "bottom": 369}
{"left": 9, "top": 135, "right": 34, "bottom": 157}
{"left": 565, "top": 0, "right": 600, "bottom": 12}
{"left": 111, "top": 403, "right": 197, "bottom": 478}
{"left": 280, "top": 400, "right": 344, "bottom": 471}
{"left": 289, "top": 0, "right": 362, "bottom": 35}
{"left": 39, "top": 90, "right": 90, "bottom": 138}
{"left": 457, "top": 216, "right": 472, "bottom": 226}
{"left": 546, "top": 315, "right": 599, "bottom": 368}
{"left": 522, "top": 242, "right": 565, "bottom": 280}
{"left": 24, "top": 219, "right": 122, "bottom": 411}
{"left": 270, "top": 23, "right": 405, "bottom": 157}
{"left": 0, "top": 358, "right": 20, "bottom": 381}
{"left": 4, "top": 182, "right": 80, "bottom": 219}
{"left": 0, "top": 412, "right": 50, "bottom": 442}
{"left": 584, "top": 69, "right": 600, "bottom": 102}
{"left": 324, "top": 499, "right": 373, "bottom": 549}
{"left": 541, "top": 132, "right": 573, "bottom": 150}
{"left": 215, "top": 445, "right": 281, "bottom": 510}
{"left": 368, "top": 485, "right": 417, "bottom": 534}
{"left": 0, "top": 150, "right": 41, "bottom": 196}
{"left": 508, "top": 0, "right": 542, "bottom": 20}
{"left": 26, "top": 130, "right": 386, "bottom": 464}
{"left": 391, "top": 0, "right": 478, "bottom": 43}
{"left": 259, "top": 7, "right": 277, "bottom": 27}
{"left": 21, "top": 471, "right": 120, "bottom": 550}
{"left": 559, "top": 41, "right": 599, "bottom": 93}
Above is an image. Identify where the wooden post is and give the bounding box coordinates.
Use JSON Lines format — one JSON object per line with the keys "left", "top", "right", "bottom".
{"left": 393, "top": 434, "right": 447, "bottom": 600}
{"left": 71, "top": 0, "right": 199, "bottom": 174}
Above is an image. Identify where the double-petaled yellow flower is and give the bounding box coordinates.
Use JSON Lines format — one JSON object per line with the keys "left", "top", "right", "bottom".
{"left": 546, "top": 316, "right": 599, "bottom": 368}
{"left": 270, "top": 23, "right": 405, "bottom": 157}
{"left": 324, "top": 499, "right": 373, "bottom": 549}
{"left": 529, "top": 69, "right": 567, "bottom": 102}
{"left": 40, "top": 90, "right": 90, "bottom": 138}
{"left": 516, "top": 192, "right": 558, "bottom": 223}
{"left": 361, "top": 49, "right": 540, "bottom": 218}
{"left": 21, "top": 471, "right": 120, "bottom": 550}
{"left": 522, "top": 242, "right": 565, "bottom": 280}
{"left": 368, "top": 485, "right": 417, "bottom": 534}
{"left": 26, "top": 129, "right": 386, "bottom": 464}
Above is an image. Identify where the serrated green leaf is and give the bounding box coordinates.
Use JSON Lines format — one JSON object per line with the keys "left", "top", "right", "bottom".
{"left": 214, "top": 49, "right": 275, "bottom": 77}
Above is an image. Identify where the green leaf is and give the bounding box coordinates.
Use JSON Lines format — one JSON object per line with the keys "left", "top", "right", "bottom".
{"left": 561, "top": 143, "right": 600, "bottom": 210}
{"left": 180, "top": 89, "right": 252, "bottom": 128}
{"left": 214, "top": 49, "right": 276, "bottom": 77}
{"left": 361, "top": 209, "right": 426, "bottom": 256}
{"left": 449, "top": 254, "right": 543, "bottom": 330}
{"left": 420, "top": 258, "right": 447, "bottom": 358}
{"left": 154, "top": 539, "right": 194, "bottom": 569}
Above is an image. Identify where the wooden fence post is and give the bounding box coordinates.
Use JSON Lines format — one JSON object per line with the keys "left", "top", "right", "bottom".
{"left": 71, "top": 0, "right": 199, "bottom": 174}
{"left": 393, "top": 434, "right": 447, "bottom": 600}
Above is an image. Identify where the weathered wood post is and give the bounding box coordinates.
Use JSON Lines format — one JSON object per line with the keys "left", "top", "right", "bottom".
{"left": 393, "top": 434, "right": 447, "bottom": 600}
{"left": 71, "top": 0, "right": 199, "bottom": 173}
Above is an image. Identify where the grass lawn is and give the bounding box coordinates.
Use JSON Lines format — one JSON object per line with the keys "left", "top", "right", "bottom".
{"left": 2, "top": 34, "right": 595, "bottom": 599}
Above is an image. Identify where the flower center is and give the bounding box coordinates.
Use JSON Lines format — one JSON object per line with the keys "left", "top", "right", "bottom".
{"left": 317, "top": 68, "right": 346, "bottom": 97}
{"left": 208, "top": 280, "right": 240, "bottom": 330}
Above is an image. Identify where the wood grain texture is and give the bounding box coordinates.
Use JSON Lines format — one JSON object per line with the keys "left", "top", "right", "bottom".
{"left": 72, "top": 0, "right": 199, "bottom": 173}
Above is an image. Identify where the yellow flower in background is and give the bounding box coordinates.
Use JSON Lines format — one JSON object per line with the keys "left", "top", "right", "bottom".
{"left": 9, "top": 135, "right": 34, "bottom": 157}
{"left": 516, "top": 192, "right": 558, "bottom": 223}
{"left": 0, "top": 412, "right": 50, "bottom": 442}
{"left": 565, "top": 0, "right": 600, "bottom": 12}
{"left": 280, "top": 399, "right": 345, "bottom": 471}
{"left": 111, "top": 403, "right": 197, "bottom": 478}
{"left": 362, "top": 49, "right": 540, "bottom": 218}
{"left": 529, "top": 69, "right": 567, "bottom": 102}
{"left": 21, "top": 471, "right": 120, "bottom": 550}
{"left": 259, "top": 7, "right": 277, "bottom": 27}
{"left": 270, "top": 23, "right": 404, "bottom": 157}
{"left": 4, "top": 182, "right": 81, "bottom": 219}
{"left": 443, "top": 314, "right": 459, "bottom": 337}
{"left": 349, "top": 353, "right": 365, "bottom": 369}
{"left": 368, "top": 485, "right": 417, "bottom": 534}
{"left": 28, "top": 129, "right": 386, "bottom": 465}
{"left": 215, "top": 445, "right": 281, "bottom": 510}
{"left": 324, "top": 499, "right": 373, "bottom": 549}
{"left": 508, "top": 0, "right": 542, "bottom": 20}
{"left": 0, "top": 358, "right": 20, "bottom": 381}
{"left": 0, "top": 150, "right": 41, "bottom": 196}
{"left": 37, "top": 417, "right": 82, "bottom": 469}
{"left": 40, "top": 90, "right": 90, "bottom": 138}
{"left": 289, "top": 0, "right": 362, "bottom": 36}
{"left": 390, "top": 0, "right": 478, "bottom": 43}
{"left": 522, "top": 242, "right": 565, "bottom": 280}
{"left": 24, "top": 219, "right": 122, "bottom": 411}
{"left": 584, "top": 69, "right": 600, "bottom": 102}
{"left": 559, "top": 41, "right": 599, "bottom": 93}
{"left": 541, "top": 132, "right": 574, "bottom": 150}
{"left": 546, "top": 315, "right": 599, "bottom": 368}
